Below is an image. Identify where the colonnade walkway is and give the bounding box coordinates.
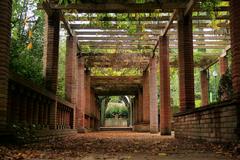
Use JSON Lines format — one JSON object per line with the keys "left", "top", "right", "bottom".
{"left": 0, "top": 131, "right": 238, "bottom": 160}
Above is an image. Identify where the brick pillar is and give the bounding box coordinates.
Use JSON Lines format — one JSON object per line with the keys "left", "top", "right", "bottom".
{"left": 149, "top": 57, "right": 158, "bottom": 133}
{"left": 219, "top": 56, "right": 228, "bottom": 76}
{"left": 43, "top": 11, "right": 60, "bottom": 93}
{"left": 159, "top": 36, "right": 171, "bottom": 135}
{"left": 135, "top": 95, "right": 139, "bottom": 124}
{"left": 138, "top": 88, "right": 143, "bottom": 123}
{"left": 178, "top": 10, "right": 195, "bottom": 111}
{"left": 0, "top": 0, "right": 12, "bottom": 133}
{"left": 43, "top": 11, "right": 60, "bottom": 129}
{"left": 65, "top": 36, "right": 78, "bottom": 129}
{"left": 85, "top": 69, "right": 91, "bottom": 116}
{"left": 200, "top": 70, "right": 209, "bottom": 106}
{"left": 142, "top": 69, "right": 150, "bottom": 123}
{"left": 65, "top": 36, "right": 77, "bottom": 102}
{"left": 77, "top": 57, "right": 86, "bottom": 132}
{"left": 230, "top": 0, "right": 240, "bottom": 95}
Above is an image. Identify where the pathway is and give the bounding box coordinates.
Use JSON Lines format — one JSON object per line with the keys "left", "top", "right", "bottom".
{"left": 0, "top": 131, "right": 239, "bottom": 160}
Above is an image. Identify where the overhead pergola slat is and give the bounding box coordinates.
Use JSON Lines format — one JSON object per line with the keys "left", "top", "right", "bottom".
{"left": 67, "top": 22, "right": 229, "bottom": 30}
{"left": 77, "top": 36, "right": 230, "bottom": 41}
{"left": 39, "top": 0, "right": 231, "bottom": 73}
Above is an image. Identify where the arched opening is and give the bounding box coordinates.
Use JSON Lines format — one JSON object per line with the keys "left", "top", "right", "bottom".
{"left": 99, "top": 96, "right": 134, "bottom": 129}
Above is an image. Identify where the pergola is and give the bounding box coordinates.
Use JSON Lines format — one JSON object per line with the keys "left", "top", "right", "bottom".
{"left": 40, "top": 0, "right": 230, "bottom": 71}
{"left": 38, "top": 0, "right": 231, "bottom": 134}
{"left": 1, "top": 0, "right": 240, "bottom": 141}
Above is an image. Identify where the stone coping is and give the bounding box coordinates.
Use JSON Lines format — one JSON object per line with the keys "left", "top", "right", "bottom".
{"left": 174, "top": 99, "right": 237, "bottom": 117}
{"left": 9, "top": 71, "right": 73, "bottom": 109}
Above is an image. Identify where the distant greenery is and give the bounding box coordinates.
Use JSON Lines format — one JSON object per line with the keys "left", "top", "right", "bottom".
{"left": 105, "top": 102, "right": 128, "bottom": 118}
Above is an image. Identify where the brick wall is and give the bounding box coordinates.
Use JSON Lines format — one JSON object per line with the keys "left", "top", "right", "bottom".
{"left": 174, "top": 101, "right": 240, "bottom": 142}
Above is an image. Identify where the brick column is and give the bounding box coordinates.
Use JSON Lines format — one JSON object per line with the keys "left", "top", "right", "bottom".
{"left": 43, "top": 11, "right": 60, "bottom": 93}
{"left": 65, "top": 36, "right": 77, "bottom": 102}
{"left": 230, "top": 0, "right": 240, "bottom": 95}
{"left": 159, "top": 36, "right": 171, "bottom": 135}
{"left": 43, "top": 11, "right": 60, "bottom": 129}
{"left": 149, "top": 57, "right": 158, "bottom": 133}
{"left": 135, "top": 95, "right": 139, "bottom": 124}
{"left": 200, "top": 70, "right": 209, "bottom": 106}
{"left": 138, "top": 88, "right": 143, "bottom": 123}
{"left": 178, "top": 10, "right": 195, "bottom": 111}
{"left": 142, "top": 69, "right": 150, "bottom": 123}
{"left": 77, "top": 57, "right": 86, "bottom": 132}
{"left": 65, "top": 36, "right": 78, "bottom": 129}
{"left": 85, "top": 69, "right": 91, "bottom": 116}
{"left": 0, "top": 0, "right": 12, "bottom": 133}
{"left": 219, "top": 56, "right": 228, "bottom": 76}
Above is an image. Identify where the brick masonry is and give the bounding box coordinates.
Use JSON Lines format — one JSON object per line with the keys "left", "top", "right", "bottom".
{"left": 177, "top": 10, "right": 195, "bottom": 111}
{"left": 142, "top": 70, "right": 150, "bottom": 123}
{"left": 219, "top": 57, "right": 228, "bottom": 76}
{"left": 159, "top": 36, "right": 171, "bottom": 135}
{"left": 138, "top": 88, "right": 143, "bottom": 123}
{"left": 65, "top": 36, "right": 78, "bottom": 129}
{"left": 43, "top": 11, "right": 60, "bottom": 93}
{"left": 174, "top": 101, "right": 240, "bottom": 142}
{"left": 77, "top": 57, "right": 86, "bottom": 132}
{"left": 149, "top": 57, "right": 159, "bottom": 133}
{"left": 200, "top": 70, "right": 209, "bottom": 106}
{"left": 0, "top": 0, "right": 12, "bottom": 133}
{"left": 230, "top": 0, "right": 240, "bottom": 95}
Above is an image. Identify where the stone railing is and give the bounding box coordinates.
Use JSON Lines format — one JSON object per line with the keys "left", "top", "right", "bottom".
{"left": 8, "top": 73, "right": 74, "bottom": 130}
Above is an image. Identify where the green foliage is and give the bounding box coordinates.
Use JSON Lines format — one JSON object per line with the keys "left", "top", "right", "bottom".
{"left": 10, "top": 0, "right": 44, "bottom": 85}
{"left": 200, "top": 0, "right": 221, "bottom": 11}
{"left": 218, "top": 68, "right": 233, "bottom": 101}
{"left": 208, "top": 63, "right": 221, "bottom": 103}
{"left": 170, "top": 68, "right": 179, "bottom": 107}
{"left": 91, "top": 68, "right": 141, "bottom": 76}
{"left": 105, "top": 102, "right": 128, "bottom": 118}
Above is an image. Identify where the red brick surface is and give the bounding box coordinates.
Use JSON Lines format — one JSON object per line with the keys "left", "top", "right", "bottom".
{"left": 138, "top": 89, "right": 143, "bottom": 123}
{"left": 142, "top": 70, "right": 150, "bottom": 123}
{"left": 177, "top": 11, "right": 195, "bottom": 111}
{"left": 159, "top": 36, "right": 171, "bottom": 135}
{"left": 43, "top": 12, "right": 60, "bottom": 93}
{"left": 77, "top": 57, "right": 86, "bottom": 131}
{"left": 149, "top": 57, "right": 158, "bottom": 133}
{"left": 0, "top": 0, "right": 12, "bottom": 132}
{"left": 219, "top": 57, "right": 228, "bottom": 76}
{"left": 230, "top": 0, "right": 240, "bottom": 95}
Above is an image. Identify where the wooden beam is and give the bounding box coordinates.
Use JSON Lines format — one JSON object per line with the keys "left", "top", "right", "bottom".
{"left": 153, "top": 9, "right": 177, "bottom": 56}
{"left": 80, "top": 41, "right": 229, "bottom": 46}
{"left": 91, "top": 76, "right": 143, "bottom": 84}
{"left": 77, "top": 35, "right": 230, "bottom": 41}
{"left": 75, "top": 30, "right": 230, "bottom": 36}
{"left": 184, "top": 0, "right": 197, "bottom": 16}
{"left": 67, "top": 15, "right": 229, "bottom": 22}
{"left": 162, "top": 10, "right": 177, "bottom": 37}
{"left": 67, "top": 22, "right": 229, "bottom": 30}
{"left": 38, "top": 2, "right": 187, "bottom": 13}
{"left": 60, "top": 12, "right": 74, "bottom": 36}
{"left": 83, "top": 45, "right": 228, "bottom": 50}
{"left": 82, "top": 52, "right": 151, "bottom": 57}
